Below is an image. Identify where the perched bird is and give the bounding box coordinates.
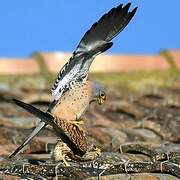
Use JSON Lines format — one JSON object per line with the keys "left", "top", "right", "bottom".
{"left": 9, "top": 80, "right": 106, "bottom": 159}
{"left": 9, "top": 2, "right": 137, "bottom": 165}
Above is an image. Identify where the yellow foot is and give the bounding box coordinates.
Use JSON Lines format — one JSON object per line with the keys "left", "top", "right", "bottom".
{"left": 62, "top": 156, "right": 70, "bottom": 166}
{"left": 83, "top": 145, "right": 101, "bottom": 161}
{"left": 52, "top": 141, "right": 71, "bottom": 166}
{"left": 71, "top": 119, "right": 85, "bottom": 133}
{"left": 73, "top": 119, "right": 85, "bottom": 126}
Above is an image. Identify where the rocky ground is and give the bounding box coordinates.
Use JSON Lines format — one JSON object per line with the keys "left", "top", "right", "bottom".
{"left": 0, "top": 72, "right": 179, "bottom": 179}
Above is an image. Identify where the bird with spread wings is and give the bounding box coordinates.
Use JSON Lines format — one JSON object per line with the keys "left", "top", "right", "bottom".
{"left": 9, "top": 3, "right": 137, "bottom": 165}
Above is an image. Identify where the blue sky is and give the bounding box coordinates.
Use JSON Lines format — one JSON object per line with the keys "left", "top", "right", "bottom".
{"left": 0, "top": 0, "right": 179, "bottom": 57}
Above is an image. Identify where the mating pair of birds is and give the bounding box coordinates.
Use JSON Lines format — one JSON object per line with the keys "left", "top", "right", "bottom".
{"left": 9, "top": 3, "right": 137, "bottom": 165}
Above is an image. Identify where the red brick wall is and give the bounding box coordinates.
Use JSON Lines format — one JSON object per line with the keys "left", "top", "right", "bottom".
{"left": 0, "top": 50, "right": 179, "bottom": 75}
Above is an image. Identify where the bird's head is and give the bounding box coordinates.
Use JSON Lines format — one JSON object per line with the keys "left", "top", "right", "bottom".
{"left": 96, "top": 90, "right": 106, "bottom": 105}
{"left": 90, "top": 80, "right": 106, "bottom": 105}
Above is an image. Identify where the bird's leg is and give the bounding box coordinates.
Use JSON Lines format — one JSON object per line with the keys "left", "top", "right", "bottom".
{"left": 82, "top": 145, "right": 101, "bottom": 161}
{"left": 52, "top": 141, "right": 71, "bottom": 166}
{"left": 74, "top": 117, "right": 85, "bottom": 125}
{"left": 71, "top": 117, "right": 85, "bottom": 133}
{"left": 62, "top": 154, "right": 70, "bottom": 167}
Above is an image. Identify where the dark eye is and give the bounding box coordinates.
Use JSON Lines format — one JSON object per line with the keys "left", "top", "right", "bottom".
{"left": 101, "top": 93, "right": 105, "bottom": 97}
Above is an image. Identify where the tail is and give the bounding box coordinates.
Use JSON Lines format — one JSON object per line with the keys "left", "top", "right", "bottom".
{"left": 9, "top": 99, "right": 85, "bottom": 156}
{"left": 11, "top": 99, "right": 68, "bottom": 136}
{"left": 9, "top": 121, "right": 45, "bottom": 158}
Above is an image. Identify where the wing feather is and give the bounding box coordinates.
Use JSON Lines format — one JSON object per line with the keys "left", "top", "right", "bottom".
{"left": 75, "top": 3, "right": 137, "bottom": 53}
{"left": 51, "top": 3, "right": 137, "bottom": 100}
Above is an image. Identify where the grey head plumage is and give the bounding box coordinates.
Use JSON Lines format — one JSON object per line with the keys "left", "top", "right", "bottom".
{"left": 51, "top": 3, "right": 137, "bottom": 101}
{"left": 91, "top": 80, "right": 106, "bottom": 105}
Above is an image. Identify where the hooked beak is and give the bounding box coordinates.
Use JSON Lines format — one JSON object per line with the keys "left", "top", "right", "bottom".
{"left": 97, "top": 95, "right": 106, "bottom": 105}
{"left": 90, "top": 95, "right": 106, "bottom": 105}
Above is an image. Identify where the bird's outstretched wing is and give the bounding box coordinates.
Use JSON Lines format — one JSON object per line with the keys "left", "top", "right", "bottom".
{"left": 76, "top": 3, "right": 137, "bottom": 54}
{"left": 9, "top": 99, "right": 86, "bottom": 157}
{"left": 51, "top": 3, "right": 137, "bottom": 100}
